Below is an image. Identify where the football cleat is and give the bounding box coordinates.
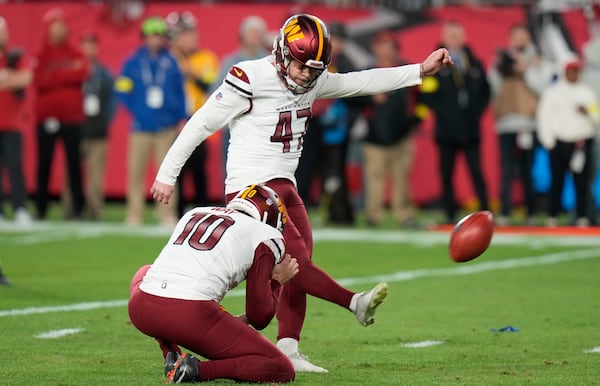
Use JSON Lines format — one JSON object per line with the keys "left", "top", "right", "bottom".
{"left": 163, "top": 351, "right": 180, "bottom": 377}
{"left": 166, "top": 353, "right": 200, "bottom": 384}
{"left": 354, "top": 282, "right": 388, "bottom": 327}
{"left": 288, "top": 351, "right": 328, "bottom": 373}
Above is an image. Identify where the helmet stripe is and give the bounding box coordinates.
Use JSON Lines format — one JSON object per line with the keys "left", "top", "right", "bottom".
{"left": 311, "top": 16, "right": 324, "bottom": 62}
{"left": 240, "top": 184, "right": 256, "bottom": 199}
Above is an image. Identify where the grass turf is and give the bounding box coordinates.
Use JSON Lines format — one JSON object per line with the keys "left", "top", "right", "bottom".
{"left": 1, "top": 219, "right": 599, "bottom": 385}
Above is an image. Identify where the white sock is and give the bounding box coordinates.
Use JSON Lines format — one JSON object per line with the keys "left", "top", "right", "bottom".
{"left": 349, "top": 293, "right": 360, "bottom": 313}
{"left": 276, "top": 338, "right": 299, "bottom": 356}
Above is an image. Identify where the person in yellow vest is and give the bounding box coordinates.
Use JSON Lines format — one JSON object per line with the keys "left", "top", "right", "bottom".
{"left": 167, "top": 12, "right": 219, "bottom": 216}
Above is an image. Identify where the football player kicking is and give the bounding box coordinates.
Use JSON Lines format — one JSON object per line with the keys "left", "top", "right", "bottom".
{"left": 129, "top": 185, "right": 298, "bottom": 383}
{"left": 151, "top": 14, "right": 453, "bottom": 372}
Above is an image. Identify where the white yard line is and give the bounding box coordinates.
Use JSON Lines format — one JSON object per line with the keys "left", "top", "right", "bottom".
{"left": 34, "top": 327, "right": 84, "bottom": 339}
{"left": 401, "top": 340, "right": 444, "bottom": 348}
{"left": 2, "top": 248, "right": 599, "bottom": 318}
{"left": 584, "top": 347, "right": 600, "bottom": 353}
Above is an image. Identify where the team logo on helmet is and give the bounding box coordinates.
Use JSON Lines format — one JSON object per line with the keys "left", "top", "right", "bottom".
{"left": 227, "top": 185, "right": 286, "bottom": 232}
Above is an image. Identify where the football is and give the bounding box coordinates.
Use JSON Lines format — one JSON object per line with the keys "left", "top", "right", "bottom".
{"left": 449, "top": 211, "right": 494, "bottom": 263}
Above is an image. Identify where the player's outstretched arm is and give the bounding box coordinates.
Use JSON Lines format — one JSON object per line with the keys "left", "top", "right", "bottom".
{"left": 151, "top": 180, "right": 175, "bottom": 204}
{"left": 420, "top": 48, "right": 453, "bottom": 77}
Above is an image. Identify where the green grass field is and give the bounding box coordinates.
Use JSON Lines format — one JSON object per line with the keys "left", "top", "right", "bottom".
{"left": 1, "top": 217, "right": 600, "bottom": 385}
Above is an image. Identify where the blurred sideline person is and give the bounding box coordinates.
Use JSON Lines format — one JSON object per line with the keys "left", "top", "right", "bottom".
{"left": 361, "top": 31, "right": 418, "bottom": 228}
{"left": 214, "top": 16, "right": 269, "bottom": 175}
{"left": 0, "top": 16, "right": 32, "bottom": 226}
{"left": 167, "top": 12, "right": 219, "bottom": 217}
{"left": 488, "top": 24, "right": 553, "bottom": 225}
{"left": 419, "top": 20, "right": 490, "bottom": 224}
{"left": 150, "top": 14, "right": 452, "bottom": 372}
{"left": 537, "top": 60, "right": 600, "bottom": 227}
{"left": 296, "top": 21, "right": 356, "bottom": 225}
{"left": 75, "top": 31, "right": 115, "bottom": 221}
{"left": 32, "top": 8, "right": 88, "bottom": 220}
{"left": 129, "top": 185, "right": 297, "bottom": 384}
{"left": 115, "top": 17, "right": 187, "bottom": 226}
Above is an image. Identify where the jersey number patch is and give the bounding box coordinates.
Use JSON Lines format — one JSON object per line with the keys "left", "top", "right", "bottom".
{"left": 173, "top": 213, "right": 235, "bottom": 251}
{"left": 270, "top": 108, "right": 312, "bottom": 153}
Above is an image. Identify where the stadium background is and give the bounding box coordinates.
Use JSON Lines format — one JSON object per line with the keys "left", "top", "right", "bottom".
{"left": 0, "top": 1, "right": 591, "bottom": 206}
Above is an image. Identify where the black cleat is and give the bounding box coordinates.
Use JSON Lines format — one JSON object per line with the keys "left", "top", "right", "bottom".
{"left": 164, "top": 351, "right": 180, "bottom": 377}
{"left": 167, "top": 353, "right": 200, "bottom": 384}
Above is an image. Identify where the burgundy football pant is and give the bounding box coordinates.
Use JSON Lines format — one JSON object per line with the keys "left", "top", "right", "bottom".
{"left": 128, "top": 265, "right": 294, "bottom": 383}
{"left": 227, "top": 179, "right": 355, "bottom": 342}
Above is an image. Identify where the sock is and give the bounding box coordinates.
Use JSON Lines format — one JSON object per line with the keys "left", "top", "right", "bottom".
{"left": 349, "top": 293, "right": 360, "bottom": 313}
{"left": 276, "top": 337, "right": 298, "bottom": 356}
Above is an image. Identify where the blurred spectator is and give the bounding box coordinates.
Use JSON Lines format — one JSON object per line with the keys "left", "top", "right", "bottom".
{"left": 489, "top": 24, "right": 553, "bottom": 226}
{"left": 320, "top": 21, "right": 357, "bottom": 225}
{"left": 214, "top": 15, "right": 268, "bottom": 175}
{"left": 296, "top": 21, "right": 355, "bottom": 224}
{"left": 419, "top": 21, "right": 490, "bottom": 224}
{"left": 582, "top": 29, "right": 600, "bottom": 220}
{"left": 32, "top": 8, "right": 88, "bottom": 220}
{"left": 214, "top": 16, "right": 268, "bottom": 89}
{"left": 79, "top": 31, "right": 115, "bottom": 221}
{"left": 167, "top": 11, "right": 219, "bottom": 217}
{"left": 537, "top": 60, "right": 600, "bottom": 227}
{"left": 0, "top": 17, "right": 33, "bottom": 226}
{"left": 115, "top": 17, "right": 186, "bottom": 226}
{"left": 582, "top": 32, "right": 600, "bottom": 102}
{"left": 361, "top": 31, "right": 418, "bottom": 228}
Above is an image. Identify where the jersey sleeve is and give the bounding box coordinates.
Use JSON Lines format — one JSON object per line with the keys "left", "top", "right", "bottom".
{"left": 155, "top": 85, "right": 250, "bottom": 185}
{"left": 245, "top": 242, "right": 282, "bottom": 330}
{"left": 224, "top": 64, "right": 253, "bottom": 98}
{"left": 316, "top": 64, "right": 422, "bottom": 99}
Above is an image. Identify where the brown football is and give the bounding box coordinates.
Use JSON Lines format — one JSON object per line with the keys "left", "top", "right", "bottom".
{"left": 449, "top": 211, "right": 494, "bottom": 263}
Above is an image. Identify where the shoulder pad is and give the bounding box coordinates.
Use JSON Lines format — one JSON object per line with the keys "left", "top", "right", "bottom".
{"left": 225, "top": 65, "right": 252, "bottom": 97}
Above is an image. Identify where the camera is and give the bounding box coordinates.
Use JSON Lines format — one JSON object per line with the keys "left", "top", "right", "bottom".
{"left": 496, "top": 48, "right": 516, "bottom": 77}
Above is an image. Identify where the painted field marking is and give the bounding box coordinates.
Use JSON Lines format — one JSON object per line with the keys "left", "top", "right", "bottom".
{"left": 0, "top": 300, "right": 128, "bottom": 317}
{"left": 584, "top": 347, "right": 600, "bottom": 353}
{"left": 34, "top": 327, "right": 84, "bottom": 339}
{"left": 401, "top": 340, "right": 444, "bottom": 348}
{"left": 1, "top": 248, "right": 599, "bottom": 318}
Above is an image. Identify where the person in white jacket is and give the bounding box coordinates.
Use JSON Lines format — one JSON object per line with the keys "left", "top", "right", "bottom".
{"left": 537, "top": 60, "right": 600, "bottom": 226}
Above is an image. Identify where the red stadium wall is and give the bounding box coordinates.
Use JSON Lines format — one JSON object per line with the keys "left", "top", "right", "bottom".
{"left": 1, "top": 2, "right": 589, "bottom": 207}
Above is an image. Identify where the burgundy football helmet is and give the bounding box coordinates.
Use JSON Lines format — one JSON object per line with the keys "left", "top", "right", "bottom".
{"left": 227, "top": 184, "right": 286, "bottom": 232}
{"left": 273, "top": 14, "right": 332, "bottom": 94}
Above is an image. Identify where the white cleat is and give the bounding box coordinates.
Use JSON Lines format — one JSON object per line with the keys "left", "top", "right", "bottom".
{"left": 288, "top": 351, "right": 328, "bottom": 373}
{"left": 14, "top": 207, "right": 33, "bottom": 227}
{"left": 354, "top": 282, "right": 388, "bottom": 326}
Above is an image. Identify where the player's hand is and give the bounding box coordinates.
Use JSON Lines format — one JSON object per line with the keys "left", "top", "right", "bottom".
{"left": 420, "top": 48, "right": 453, "bottom": 77}
{"left": 150, "top": 180, "right": 175, "bottom": 204}
{"left": 272, "top": 254, "right": 299, "bottom": 284}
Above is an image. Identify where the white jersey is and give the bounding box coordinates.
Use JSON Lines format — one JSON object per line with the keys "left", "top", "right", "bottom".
{"left": 140, "top": 206, "right": 285, "bottom": 302}
{"left": 156, "top": 56, "right": 422, "bottom": 194}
